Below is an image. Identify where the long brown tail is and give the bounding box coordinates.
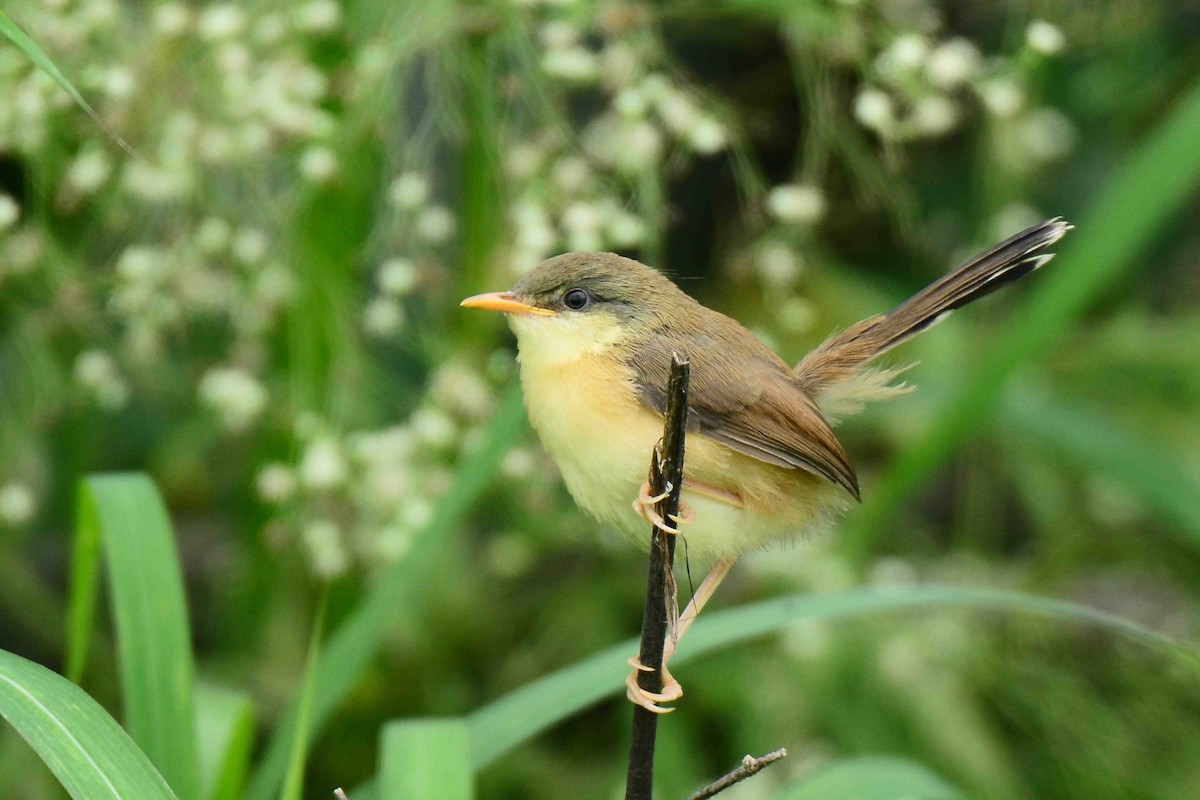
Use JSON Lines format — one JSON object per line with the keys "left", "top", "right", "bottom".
{"left": 795, "top": 218, "right": 1072, "bottom": 401}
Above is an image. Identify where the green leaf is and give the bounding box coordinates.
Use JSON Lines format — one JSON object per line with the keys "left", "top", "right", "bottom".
{"left": 844, "top": 73, "right": 1200, "bottom": 560}
{"left": 194, "top": 684, "right": 255, "bottom": 800}
{"left": 0, "top": 8, "right": 136, "bottom": 156}
{"left": 773, "top": 755, "right": 967, "bottom": 800}
{"left": 999, "top": 390, "right": 1200, "bottom": 547}
{"left": 0, "top": 648, "right": 177, "bottom": 800}
{"left": 280, "top": 593, "right": 327, "bottom": 800}
{"left": 70, "top": 475, "right": 201, "bottom": 800}
{"left": 245, "top": 382, "right": 526, "bottom": 800}
{"left": 466, "top": 585, "right": 1184, "bottom": 770}
{"left": 381, "top": 719, "right": 472, "bottom": 800}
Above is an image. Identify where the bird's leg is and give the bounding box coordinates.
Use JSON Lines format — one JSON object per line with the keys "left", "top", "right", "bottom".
{"left": 632, "top": 479, "right": 696, "bottom": 535}
{"left": 626, "top": 558, "right": 736, "bottom": 714}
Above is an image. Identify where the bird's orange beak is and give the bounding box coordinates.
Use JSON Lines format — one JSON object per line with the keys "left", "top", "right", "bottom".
{"left": 460, "top": 292, "right": 557, "bottom": 317}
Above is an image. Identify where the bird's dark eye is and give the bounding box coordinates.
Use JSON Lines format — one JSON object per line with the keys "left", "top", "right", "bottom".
{"left": 563, "top": 288, "right": 590, "bottom": 310}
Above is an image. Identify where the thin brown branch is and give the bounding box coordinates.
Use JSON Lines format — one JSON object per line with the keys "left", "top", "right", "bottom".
{"left": 624, "top": 353, "right": 691, "bottom": 800}
{"left": 686, "top": 748, "right": 789, "bottom": 800}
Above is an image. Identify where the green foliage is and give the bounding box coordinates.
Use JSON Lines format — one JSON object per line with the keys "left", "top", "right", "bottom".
{"left": 0, "top": 648, "right": 176, "bottom": 800}
{"left": 775, "top": 755, "right": 966, "bottom": 800}
{"left": 1, "top": 2, "right": 1199, "bottom": 799}
{"left": 381, "top": 720, "right": 472, "bottom": 800}
{"left": 194, "top": 684, "right": 255, "bottom": 800}
{"left": 70, "top": 475, "right": 201, "bottom": 800}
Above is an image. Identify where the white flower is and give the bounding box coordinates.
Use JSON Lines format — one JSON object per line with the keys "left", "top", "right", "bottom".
{"left": 411, "top": 407, "right": 456, "bottom": 448}
{"left": 542, "top": 48, "right": 598, "bottom": 81}
{"left": 295, "top": 0, "right": 341, "bottom": 33}
{"left": 402, "top": 497, "right": 434, "bottom": 529}
{"left": 562, "top": 201, "right": 604, "bottom": 234}
{"left": 233, "top": 228, "right": 268, "bottom": 264}
{"left": 198, "top": 4, "right": 246, "bottom": 40}
{"left": 755, "top": 241, "right": 803, "bottom": 286}
{"left": 254, "top": 13, "right": 288, "bottom": 45}
{"left": 1026, "top": 20, "right": 1065, "bottom": 55}
{"left": 613, "top": 87, "right": 649, "bottom": 118}
{"left": 552, "top": 157, "right": 592, "bottom": 192}
{"left": 618, "top": 121, "right": 662, "bottom": 169}
{"left": 979, "top": 79, "right": 1023, "bottom": 118}
{"left": 501, "top": 448, "right": 537, "bottom": 479}
{"left": 65, "top": 149, "right": 112, "bottom": 193}
{"left": 416, "top": 206, "right": 455, "bottom": 242}
{"left": 0, "top": 194, "right": 19, "bottom": 229}
{"left": 539, "top": 20, "right": 580, "bottom": 50}
{"left": 925, "top": 38, "right": 981, "bottom": 88}
{"left": 300, "top": 437, "right": 348, "bottom": 488}
{"left": 116, "top": 246, "right": 167, "bottom": 283}
{"left": 778, "top": 297, "right": 816, "bottom": 333}
{"left": 103, "top": 67, "right": 135, "bottom": 101}
{"left": 430, "top": 362, "right": 492, "bottom": 418}
{"left": 854, "top": 87, "right": 895, "bottom": 133}
{"left": 376, "top": 258, "right": 418, "bottom": 295}
{"left": 0, "top": 483, "right": 36, "bottom": 525}
{"left": 1020, "top": 107, "right": 1077, "bottom": 161}
{"left": 200, "top": 367, "right": 268, "bottom": 431}
{"left": 387, "top": 173, "right": 429, "bottom": 209}
{"left": 876, "top": 33, "right": 929, "bottom": 76}
{"left": 909, "top": 94, "right": 958, "bottom": 136}
{"left": 302, "top": 520, "right": 349, "bottom": 578}
{"left": 195, "top": 218, "right": 232, "bottom": 252}
{"left": 607, "top": 211, "right": 645, "bottom": 247}
{"left": 153, "top": 3, "right": 190, "bottom": 36}
{"left": 655, "top": 89, "right": 700, "bottom": 134}
{"left": 363, "top": 297, "right": 405, "bottom": 336}
{"left": 505, "top": 143, "right": 542, "bottom": 179}
{"left": 256, "top": 464, "right": 296, "bottom": 502}
{"left": 75, "top": 349, "right": 118, "bottom": 388}
{"left": 299, "top": 146, "right": 338, "bottom": 182}
{"left": 767, "top": 183, "right": 826, "bottom": 225}
{"left": 687, "top": 117, "right": 727, "bottom": 154}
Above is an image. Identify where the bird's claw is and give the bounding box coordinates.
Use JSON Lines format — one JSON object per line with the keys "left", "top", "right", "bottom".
{"left": 625, "top": 656, "right": 683, "bottom": 714}
{"left": 632, "top": 480, "right": 695, "bottom": 536}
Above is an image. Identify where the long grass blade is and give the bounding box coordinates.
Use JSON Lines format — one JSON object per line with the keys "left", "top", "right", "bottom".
{"left": 466, "top": 584, "right": 1186, "bottom": 770}
{"left": 71, "top": 475, "right": 201, "bottom": 800}
{"left": 280, "top": 593, "right": 327, "bottom": 800}
{"left": 380, "top": 719, "right": 472, "bottom": 800}
{"left": 0, "top": 8, "right": 136, "bottom": 156}
{"left": 844, "top": 74, "right": 1200, "bottom": 559}
{"left": 194, "top": 684, "right": 255, "bottom": 800}
{"left": 0, "top": 649, "right": 177, "bottom": 800}
{"left": 773, "top": 755, "right": 966, "bottom": 799}
{"left": 244, "top": 382, "right": 527, "bottom": 800}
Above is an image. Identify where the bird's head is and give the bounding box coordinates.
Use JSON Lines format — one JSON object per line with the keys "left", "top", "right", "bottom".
{"left": 461, "top": 252, "right": 691, "bottom": 365}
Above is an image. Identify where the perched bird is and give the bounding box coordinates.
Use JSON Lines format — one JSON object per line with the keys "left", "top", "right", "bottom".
{"left": 462, "top": 218, "right": 1071, "bottom": 712}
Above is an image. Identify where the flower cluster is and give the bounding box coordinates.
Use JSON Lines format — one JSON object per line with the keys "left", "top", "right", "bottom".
{"left": 502, "top": 10, "right": 730, "bottom": 275}
{"left": 852, "top": 17, "right": 1072, "bottom": 157}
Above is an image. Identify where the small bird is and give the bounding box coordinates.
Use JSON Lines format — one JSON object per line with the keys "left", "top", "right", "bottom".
{"left": 462, "top": 218, "right": 1071, "bottom": 712}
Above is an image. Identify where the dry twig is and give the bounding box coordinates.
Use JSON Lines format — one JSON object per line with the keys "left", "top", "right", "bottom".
{"left": 686, "top": 748, "right": 789, "bottom": 800}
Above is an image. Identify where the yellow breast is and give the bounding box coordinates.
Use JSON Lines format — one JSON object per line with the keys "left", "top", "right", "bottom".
{"left": 510, "top": 312, "right": 849, "bottom": 560}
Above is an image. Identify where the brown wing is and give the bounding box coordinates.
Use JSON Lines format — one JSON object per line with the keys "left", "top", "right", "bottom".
{"left": 628, "top": 320, "right": 860, "bottom": 500}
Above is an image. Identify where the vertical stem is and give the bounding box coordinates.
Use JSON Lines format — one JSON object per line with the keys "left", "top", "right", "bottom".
{"left": 625, "top": 354, "right": 690, "bottom": 800}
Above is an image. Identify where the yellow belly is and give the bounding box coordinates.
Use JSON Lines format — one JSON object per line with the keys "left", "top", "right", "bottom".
{"left": 517, "top": 346, "right": 850, "bottom": 561}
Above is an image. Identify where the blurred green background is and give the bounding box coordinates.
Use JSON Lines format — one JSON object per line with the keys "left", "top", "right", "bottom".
{"left": 2, "top": 0, "right": 1200, "bottom": 798}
